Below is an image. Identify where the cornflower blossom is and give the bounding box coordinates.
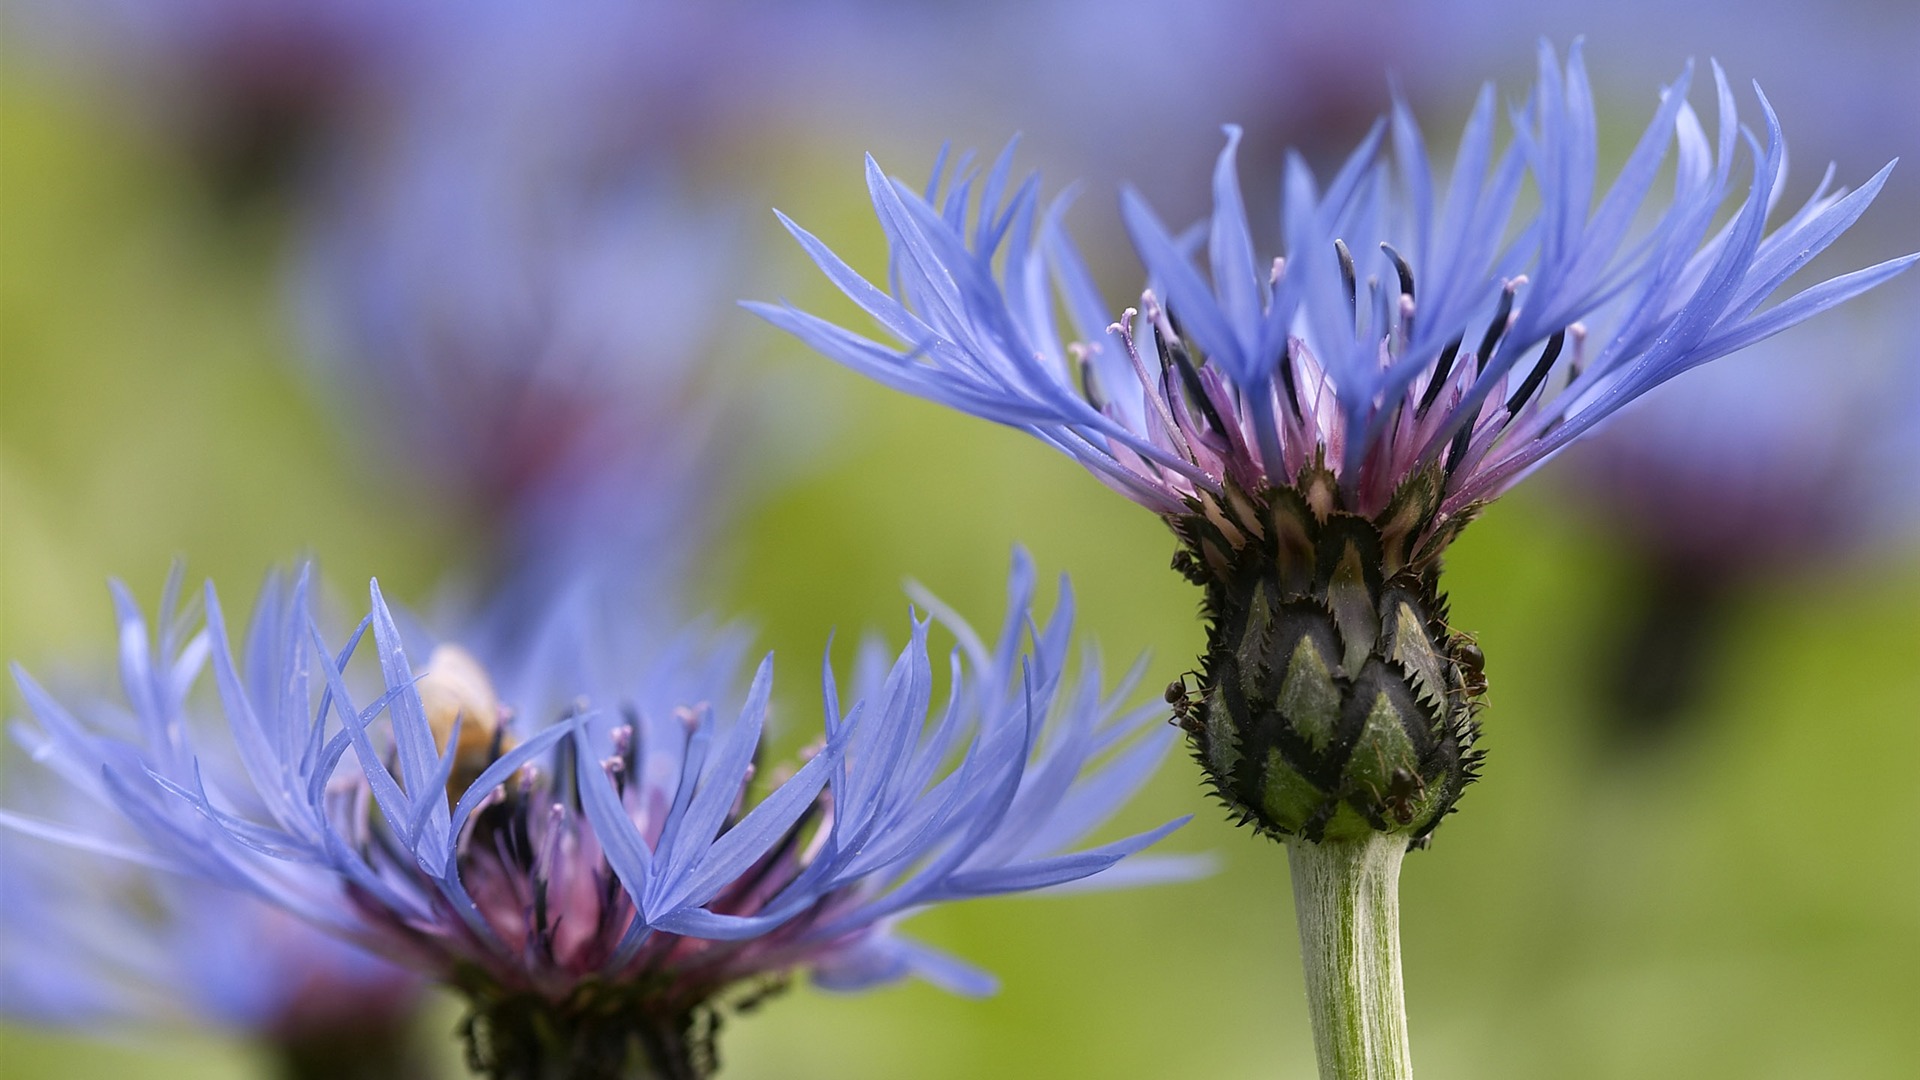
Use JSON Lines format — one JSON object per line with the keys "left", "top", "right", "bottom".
{"left": 3, "top": 553, "right": 1191, "bottom": 1079}
{"left": 291, "top": 7, "right": 784, "bottom": 644}
{"left": 1553, "top": 315, "right": 1920, "bottom": 739}
{"left": 12, "top": 0, "right": 444, "bottom": 203}
{"left": 297, "top": 128, "right": 733, "bottom": 536}
{"left": 0, "top": 827, "right": 426, "bottom": 1078}
{"left": 11, "top": 0, "right": 789, "bottom": 206}
{"left": 782, "top": 0, "right": 1428, "bottom": 203}
{"left": 753, "top": 43, "right": 1916, "bottom": 848}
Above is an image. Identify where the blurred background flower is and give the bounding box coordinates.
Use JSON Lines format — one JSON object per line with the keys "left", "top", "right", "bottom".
{"left": 1549, "top": 311, "right": 1920, "bottom": 745}
{"left": 0, "top": 836, "right": 429, "bottom": 1080}
{"left": 3, "top": 1, "right": 1917, "bottom": 1078}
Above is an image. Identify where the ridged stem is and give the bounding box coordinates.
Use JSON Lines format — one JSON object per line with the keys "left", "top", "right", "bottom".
{"left": 1286, "top": 835, "right": 1413, "bottom": 1080}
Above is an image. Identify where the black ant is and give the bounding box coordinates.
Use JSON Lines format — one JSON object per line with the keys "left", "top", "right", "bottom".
{"left": 1454, "top": 636, "right": 1488, "bottom": 697}
{"left": 1357, "top": 738, "right": 1430, "bottom": 826}
{"left": 1164, "top": 675, "right": 1204, "bottom": 735}
{"left": 1381, "top": 767, "right": 1428, "bottom": 825}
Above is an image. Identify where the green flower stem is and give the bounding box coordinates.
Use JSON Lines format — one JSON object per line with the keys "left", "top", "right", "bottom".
{"left": 1287, "top": 834, "right": 1414, "bottom": 1080}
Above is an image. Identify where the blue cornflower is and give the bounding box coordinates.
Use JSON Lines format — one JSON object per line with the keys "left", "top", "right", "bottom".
{"left": 297, "top": 122, "right": 734, "bottom": 530}
{"left": 4, "top": 553, "right": 1191, "bottom": 1078}
{"left": 754, "top": 41, "right": 1911, "bottom": 528}
{"left": 295, "top": 102, "right": 745, "bottom": 641}
{"left": 752, "top": 43, "right": 1916, "bottom": 848}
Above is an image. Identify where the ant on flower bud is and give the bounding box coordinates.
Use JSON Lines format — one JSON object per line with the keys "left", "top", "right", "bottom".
{"left": 1164, "top": 675, "right": 1203, "bottom": 735}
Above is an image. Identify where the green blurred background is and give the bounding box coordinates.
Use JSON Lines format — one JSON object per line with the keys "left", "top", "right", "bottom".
{"left": 5, "top": 14, "right": 1920, "bottom": 1079}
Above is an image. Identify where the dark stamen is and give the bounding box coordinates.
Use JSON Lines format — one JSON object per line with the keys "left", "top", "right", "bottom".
{"left": 1077, "top": 355, "right": 1107, "bottom": 411}
{"left": 1417, "top": 335, "right": 1465, "bottom": 415}
{"left": 1155, "top": 329, "right": 1227, "bottom": 439}
{"left": 551, "top": 724, "right": 581, "bottom": 814}
{"left": 1445, "top": 419, "right": 1475, "bottom": 481}
{"left": 1277, "top": 342, "right": 1303, "bottom": 422}
{"left": 1474, "top": 282, "right": 1519, "bottom": 375}
{"left": 1173, "top": 350, "right": 1231, "bottom": 439}
{"left": 1381, "top": 243, "right": 1415, "bottom": 299}
{"left": 1334, "top": 239, "right": 1358, "bottom": 318}
{"left": 1503, "top": 329, "right": 1568, "bottom": 416}
{"left": 622, "top": 705, "right": 643, "bottom": 779}
{"left": 531, "top": 879, "right": 552, "bottom": 945}
{"left": 1164, "top": 305, "right": 1189, "bottom": 342}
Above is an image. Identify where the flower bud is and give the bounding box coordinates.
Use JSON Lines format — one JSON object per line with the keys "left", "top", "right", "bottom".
{"left": 1172, "top": 464, "right": 1483, "bottom": 845}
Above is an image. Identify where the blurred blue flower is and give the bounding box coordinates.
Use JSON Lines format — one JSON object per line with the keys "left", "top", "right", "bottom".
{"left": 778, "top": 0, "right": 1433, "bottom": 203}
{"left": 754, "top": 43, "right": 1915, "bottom": 540}
{"left": 0, "top": 833, "right": 424, "bottom": 1053}
{"left": 1419, "top": 0, "right": 1920, "bottom": 226}
{"left": 1545, "top": 311, "right": 1920, "bottom": 738}
{"left": 292, "top": 5, "right": 782, "bottom": 618}
{"left": 296, "top": 125, "right": 735, "bottom": 529}
{"left": 13, "top": 0, "right": 798, "bottom": 205}
{"left": 4, "top": 553, "right": 1193, "bottom": 1071}
{"left": 1561, "top": 313, "right": 1920, "bottom": 578}
{"left": 13, "top": 0, "right": 443, "bottom": 200}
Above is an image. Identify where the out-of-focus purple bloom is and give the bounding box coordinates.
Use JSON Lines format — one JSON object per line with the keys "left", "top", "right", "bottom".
{"left": 15, "top": 0, "right": 440, "bottom": 200}
{"left": 755, "top": 44, "right": 1914, "bottom": 538}
{"left": 12, "top": 0, "right": 799, "bottom": 204}
{"left": 770, "top": 0, "right": 1470, "bottom": 215}
{"left": 292, "top": 4, "right": 783, "bottom": 608}
{"left": 1420, "top": 0, "right": 1920, "bottom": 225}
{"left": 4, "top": 553, "right": 1193, "bottom": 1075}
{"left": 1562, "top": 315, "right": 1920, "bottom": 577}
{"left": 297, "top": 130, "right": 732, "bottom": 536}
{"left": 1547, "top": 311, "right": 1920, "bottom": 740}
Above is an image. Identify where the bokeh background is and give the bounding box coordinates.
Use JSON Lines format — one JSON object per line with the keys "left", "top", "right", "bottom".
{"left": 3, "top": 1, "right": 1917, "bottom": 1077}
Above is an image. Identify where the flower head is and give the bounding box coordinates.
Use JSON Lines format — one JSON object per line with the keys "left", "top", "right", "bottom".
{"left": 5, "top": 554, "right": 1190, "bottom": 1076}
{"left": 293, "top": 92, "right": 744, "bottom": 639}
{"left": 752, "top": 44, "right": 1915, "bottom": 847}
{"left": 756, "top": 42, "right": 1910, "bottom": 533}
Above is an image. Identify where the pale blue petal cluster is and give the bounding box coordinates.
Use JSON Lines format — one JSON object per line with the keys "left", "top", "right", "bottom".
{"left": 5, "top": 554, "right": 1187, "bottom": 1001}
{"left": 296, "top": 119, "right": 735, "bottom": 521}
{"left": 0, "top": 832, "right": 419, "bottom": 1036}
{"left": 754, "top": 43, "right": 1915, "bottom": 520}
{"left": 0, "top": 576, "right": 422, "bottom": 1037}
